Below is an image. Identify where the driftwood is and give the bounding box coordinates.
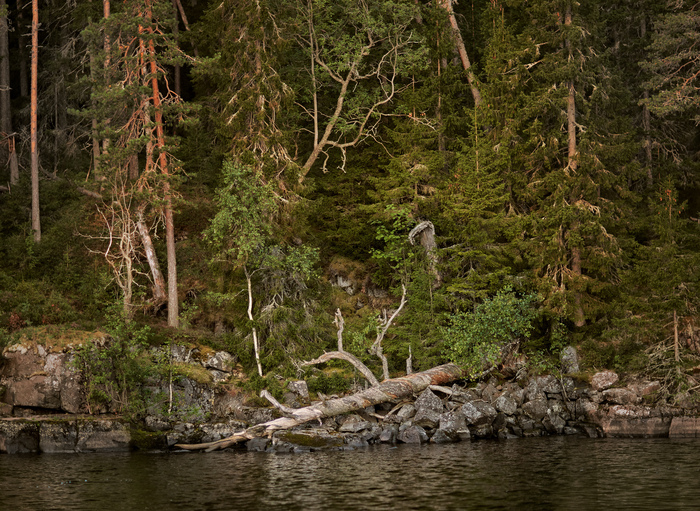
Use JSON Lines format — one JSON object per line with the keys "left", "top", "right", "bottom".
{"left": 175, "top": 362, "right": 465, "bottom": 452}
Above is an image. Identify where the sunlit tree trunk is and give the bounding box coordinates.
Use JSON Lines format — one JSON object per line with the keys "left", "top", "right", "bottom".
{"left": 439, "top": 0, "right": 481, "bottom": 107}
{"left": 30, "top": 0, "right": 40, "bottom": 242}
{"left": 143, "top": 0, "right": 178, "bottom": 327}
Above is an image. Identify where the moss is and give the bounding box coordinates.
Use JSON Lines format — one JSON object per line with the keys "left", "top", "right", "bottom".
{"left": 278, "top": 431, "right": 344, "bottom": 449}
{"left": 6, "top": 326, "right": 105, "bottom": 352}
{"left": 129, "top": 428, "right": 169, "bottom": 450}
{"left": 173, "top": 362, "right": 214, "bottom": 384}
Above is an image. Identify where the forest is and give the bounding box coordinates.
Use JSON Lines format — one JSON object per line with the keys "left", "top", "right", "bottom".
{"left": 0, "top": 0, "right": 699, "bottom": 399}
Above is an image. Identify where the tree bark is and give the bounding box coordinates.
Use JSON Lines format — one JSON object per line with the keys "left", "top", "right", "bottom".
{"left": 175, "top": 363, "right": 465, "bottom": 451}
{"left": 136, "top": 208, "right": 168, "bottom": 305}
{"left": 246, "top": 268, "right": 263, "bottom": 377}
{"left": 30, "top": 0, "right": 40, "bottom": 243}
{"left": 439, "top": 0, "right": 481, "bottom": 107}
{"left": 144, "top": 0, "right": 178, "bottom": 327}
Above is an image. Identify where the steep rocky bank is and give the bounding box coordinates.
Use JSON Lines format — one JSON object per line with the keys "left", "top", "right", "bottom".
{"left": 2, "top": 338, "right": 700, "bottom": 454}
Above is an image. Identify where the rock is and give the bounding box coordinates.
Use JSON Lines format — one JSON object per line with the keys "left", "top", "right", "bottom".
{"left": 628, "top": 381, "right": 661, "bottom": 399}
{"left": 246, "top": 437, "right": 271, "bottom": 452}
{"left": 537, "top": 375, "right": 562, "bottom": 395}
{"left": 591, "top": 371, "right": 619, "bottom": 391}
{"left": 202, "top": 351, "right": 236, "bottom": 373}
{"left": 396, "top": 403, "right": 416, "bottom": 421}
{"left": 494, "top": 394, "right": 517, "bottom": 415}
{"left": 602, "top": 388, "right": 640, "bottom": 405}
{"left": 397, "top": 425, "right": 429, "bottom": 444}
{"left": 76, "top": 419, "right": 131, "bottom": 452}
{"left": 0, "top": 420, "right": 40, "bottom": 453}
{"left": 522, "top": 397, "right": 548, "bottom": 421}
{"left": 287, "top": 380, "right": 310, "bottom": 403}
{"left": 669, "top": 417, "right": 700, "bottom": 438}
{"left": 431, "top": 411, "right": 468, "bottom": 443}
{"left": 413, "top": 389, "right": 443, "bottom": 429}
{"left": 430, "top": 429, "right": 455, "bottom": 444}
{"left": 272, "top": 428, "right": 344, "bottom": 452}
{"left": 378, "top": 424, "right": 399, "bottom": 443}
{"left": 601, "top": 417, "right": 671, "bottom": 438}
{"left": 470, "top": 424, "right": 494, "bottom": 439}
{"left": 461, "top": 401, "right": 497, "bottom": 426}
{"left": 480, "top": 382, "right": 500, "bottom": 404}
{"left": 338, "top": 414, "right": 371, "bottom": 433}
{"left": 561, "top": 346, "right": 579, "bottom": 373}
{"left": 39, "top": 421, "right": 78, "bottom": 453}
{"left": 5, "top": 376, "right": 61, "bottom": 409}
{"left": 502, "top": 383, "right": 525, "bottom": 406}
{"left": 574, "top": 398, "right": 599, "bottom": 421}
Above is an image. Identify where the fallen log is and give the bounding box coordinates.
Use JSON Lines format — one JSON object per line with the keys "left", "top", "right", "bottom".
{"left": 175, "top": 362, "right": 465, "bottom": 452}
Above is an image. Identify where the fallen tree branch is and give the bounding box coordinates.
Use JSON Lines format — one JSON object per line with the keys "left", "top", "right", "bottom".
{"left": 260, "top": 390, "right": 297, "bottom": 416}
{"left": 175, "top": 362, "right": 465, "bottom": 452}
{"left": 301, "top": 350, "right": 379, "bottom": 387}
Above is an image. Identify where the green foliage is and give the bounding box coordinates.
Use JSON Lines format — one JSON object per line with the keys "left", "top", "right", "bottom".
{"left": 444, "top": 286, "right": 539, "bottom": 375}
{"left": 306, "top": 371, "right": 352, "bottom": 396}
{"left": 72, "top": 307, "right": 152, "bottom": 416}
{"left": 205, "top": 160, "right": 278, "bottom": 265}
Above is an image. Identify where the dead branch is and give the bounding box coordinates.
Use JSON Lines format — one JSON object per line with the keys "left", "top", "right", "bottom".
{"left": 301, "top": 350, "right": 379, "bottom": 387}
{"left": 372, "top": 284, "right": 407, "bottom": 380}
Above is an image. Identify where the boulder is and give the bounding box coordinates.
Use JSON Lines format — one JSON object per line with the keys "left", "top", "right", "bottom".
{"left": 413, "top": 389, "right": 443, "bottom": 429}
{"left": 0, "top": 420, "right": 40, "bottom": 453}
{"left": 522, "top": 397, "right": 548, "bottom": 421}
{"left": 669, "top": 417, "right": 700, "bottom": 438}
{"left": 494, "top": 394, "right": 517, "bottom": 415}
{"left": 287, "top": 380, "right": 310, "bottom": 404}
{"left": 591, "top": 371, "right": 619, "bottom": 391}
{"left": 601, "top": 417, "right": 671, "bottom": 438}
{"left": 272, "top": 428, "right": 345, "bottom": 452}
{"left": 602, "top": 388, "right": 640, "bottom": 406}
{"left": 338, "top": 414, "right": 371, "bottom": 433}
{"left": 397, "top": 425, "right": 429, "bottom": 444}
{"left": 378, "top": 424, "right": 399, "bottom": 443}
{"left": 461, "top": 400, "right": 497, "bottom": 426}
{"left": 560, "top": 346, "right": 579, "bottom": 373}
{"left": 76, "top": 419, "right": 131, "bottom": 452}
{"left": 201, "top": 351, "right": 236, "bottom": 373}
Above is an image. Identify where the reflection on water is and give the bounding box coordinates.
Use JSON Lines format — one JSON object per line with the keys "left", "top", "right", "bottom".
{"left": 1, "top": 437, "right": 698, "bottom": 510}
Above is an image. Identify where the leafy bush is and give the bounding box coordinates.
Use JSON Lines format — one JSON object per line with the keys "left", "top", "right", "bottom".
{"left": 443, "top": 286, "right": 539, "bottom": 375}
{"left": 72, "top": 307, "right": 152, "bottom": 416}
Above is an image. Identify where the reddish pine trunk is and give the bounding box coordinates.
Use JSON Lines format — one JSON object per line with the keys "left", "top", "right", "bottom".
{"left": 30, "top": 0, "right": 40, "bottom": 242}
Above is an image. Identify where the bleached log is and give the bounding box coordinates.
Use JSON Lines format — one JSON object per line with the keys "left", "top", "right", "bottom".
{"left": 175, "top": 362, "right": 465, "bottom": 452}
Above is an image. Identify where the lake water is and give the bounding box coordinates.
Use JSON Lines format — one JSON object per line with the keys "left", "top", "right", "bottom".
{"left": 1, "top": 437, "right": 699, "bottom": 510}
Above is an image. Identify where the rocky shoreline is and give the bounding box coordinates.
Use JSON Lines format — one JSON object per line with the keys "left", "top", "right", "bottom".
{"left": 2, "top": 340, "right": 700, "bottom": 454}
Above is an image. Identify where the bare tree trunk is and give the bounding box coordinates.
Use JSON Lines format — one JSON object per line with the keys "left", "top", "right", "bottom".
{"left": 30, "top": 0, "right": 40, "bottom": 243}
{"left": 246, "top": 267, "right": 263, "bottom": 377}
{"left": 136, "top": 207, "right": 168, "bottom": 304}
{"left": 144, "top": 0, "right": 178, "bottom": 327}
{"left": 439, "top": 0, "right": 481, "bottom": 107}
{"left": 175, "top": 363, "right": 465, "bottom": 451}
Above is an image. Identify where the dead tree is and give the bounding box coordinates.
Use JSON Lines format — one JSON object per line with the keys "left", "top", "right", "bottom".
{"left": 175, "top": 363, "right": 465, "bottom": 452}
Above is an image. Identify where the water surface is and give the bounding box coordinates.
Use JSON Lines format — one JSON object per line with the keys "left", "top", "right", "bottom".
{"left": 1, "top": 437, "right": 698, "bottom": 510}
